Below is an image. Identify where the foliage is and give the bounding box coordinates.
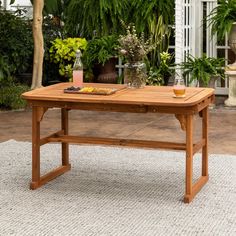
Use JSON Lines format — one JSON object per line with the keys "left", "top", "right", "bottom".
{"left": 146, "top": 68, "right": 164, "bottom": 86}
{"left": 180, "top": 54, "right": 225, "bottom": 87}
{"left": 130, "top": 0, "right": 174, "bottom": 67}
{"left": 0, "top": 55, "right": 11, "bottom": 82}
{"left": 146, "top": 52, "right": 174, "bottom": 86}
{"left": 83, "top": 35, "right": 118, "bottom": 68}
{"left": 130, "top": 0, "right": 174, "bottom": 33}
{"left": 208, "top": 0, "right": 236, "bottom": 40}
{"left": 30, "top": 0, "right": 72, "bottom": 22}
{"left": 49, "top": 37, "right": 87, "bottom": 79}
{"left": 0, "top": 8, "right": 33, "bottom": 76}
{"left": 42, "top": 15, "right": 66, "bottom": 85}
{"left": 0, "top": 77, "right": 29, "bottom": 110}
{"left": 65, "top": 0, "right": 129, "bottom": 38}
{"left": 118, "top": 23, "right": 155, "bottom": 63}
{"left": 43, "top": 16, "right": 66, "bottom": 61}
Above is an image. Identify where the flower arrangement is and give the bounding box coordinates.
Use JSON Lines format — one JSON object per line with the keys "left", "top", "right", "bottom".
{"left": 118, "top": 23, "right": 154, "bottom": 63}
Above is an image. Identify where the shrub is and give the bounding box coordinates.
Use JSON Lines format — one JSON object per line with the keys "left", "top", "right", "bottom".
{"left": 49, "top": 37, "right": 87, "bottom": 80}
{"left": 0, "top": 82, "right": 29, "bottom": 110}
{"left": 0, "top": 8, "right": 33, "bottom": 76}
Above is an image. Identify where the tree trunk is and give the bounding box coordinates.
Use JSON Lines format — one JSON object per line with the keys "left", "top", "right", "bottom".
{"left": 31, "top": 0, "right": 44, "bottom": 89}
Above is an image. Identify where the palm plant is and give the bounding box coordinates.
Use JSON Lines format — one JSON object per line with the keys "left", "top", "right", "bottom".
{"left": 65, "top": 0, "right": 129, "bottom": 38}
{"left": 208, "top": 0, "right": 236, "bottom": 40}
{"left": 130, "top": 0, "right": 174, "bottom": 34}
{"left": 130, "top": 0, "right": 175, "bottom": 68}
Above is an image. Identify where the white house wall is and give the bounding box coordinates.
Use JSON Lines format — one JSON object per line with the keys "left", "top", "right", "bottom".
{"left": 3, "top": 0, "right": 32, "bottom": 10}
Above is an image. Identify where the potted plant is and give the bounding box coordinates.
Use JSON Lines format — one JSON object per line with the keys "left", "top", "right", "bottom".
{"left": 49, "top": 37, "right": 87, "bottom": 81}
{"left": 180, "top": 54, "right": 225, "bottom": 87}
{"left": 83, "top": 35, "right": 119, "bottom": 83}
{"left": 208, "top": 0, "right": 236, "bottom": 66}
{"left": 146, "top": 51, "right": 175, "bottom": 86}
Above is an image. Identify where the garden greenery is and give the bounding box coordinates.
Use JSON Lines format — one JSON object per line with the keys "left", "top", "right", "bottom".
{"left": 208, "top": 0, "right": 236, "bottom": 40}
{"left": 49, "top": 37, "right": 87, "bottom": 79}
{"left": 65, "top": 0, "right": 129, "bottom": 38}
{"left": 180, "top": 54, "right": 225, "bottom": 87}
{"left": 0, "top": 8, "right": 33, "bottom": 76}
{"left": 83, "top": 35, "right": 118, "bottom": 67}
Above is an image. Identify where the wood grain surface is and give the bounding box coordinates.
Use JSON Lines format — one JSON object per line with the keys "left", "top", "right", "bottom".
{"left": 22, "top": 83, "right": 214, "bottom": 107}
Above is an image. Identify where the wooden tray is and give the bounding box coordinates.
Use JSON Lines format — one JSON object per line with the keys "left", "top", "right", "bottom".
{"left": 64, "top": 86, "right": 125, "bottom": 95}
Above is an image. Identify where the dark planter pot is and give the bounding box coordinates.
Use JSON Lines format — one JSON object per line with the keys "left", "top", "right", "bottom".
{"left": 93, "top": 57, "right": 118, "bottom": 84}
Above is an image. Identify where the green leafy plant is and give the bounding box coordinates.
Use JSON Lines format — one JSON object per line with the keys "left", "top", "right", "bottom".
{"left": 130, "top": 0, "right": 174, "bottom": 67}
{"left": 84, "top": 35, "right": 118, "bottom": 68}
{"left": 0, "top": 74, "right": 29, "bottom": 110}
{"left": 65, "top": 0, "right": 129, "bottom": 38}
{"left": 49, "top": 37, "right": 87, "bottom": 79}
{"left": 42, "top": 15, "right": 66, "bottom": 85}
{"left": 130, "top": 0, "right": 174, "bottom": 34}
{"left": 0, "top": 55, "right": 11, "bottom": 82}
{"left": 0, "top": 84, "right": 29, "bottom": 110}
{"left": 180, "top": 54, "right": 225, "bottom": 87}
{"left": 146, "top": 68, "right": 164, "bottom": 86}
{"left": 208, "top": 0, "right": 236, "bottom": 40}
{"left": 0, "top": 8, "right": 33, "bottom": 76}
{"left": 146, "top": 52, "right": 174, "bottom": 86}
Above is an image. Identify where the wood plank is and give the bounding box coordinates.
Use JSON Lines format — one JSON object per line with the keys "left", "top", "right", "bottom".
{"left": 193, "top": 139, "right": 206, "bottom": 155}
{"left": 30, "top": 164, "right": 71, "bottom": 190}
{"left": 32, "top": 107, "right": 40, "bottom": 183}
{"left": 39, "top": 130, "right": 64, "bottom": 146}
{"left": 47, "top": 135, "right": 187, "bottom": 150}
{"left": 185, "top": 114, "right": 193, "bottom": 197}
{"left": 28, "top": 101, "right": 149, "bottom": 113}
{"left": 61, "top": 108, "right": 69, "bottom": 166}
{"left": 202, "top": 107, "right": 209, "bottom": 176}
{"left": 184, "top": 176, "right": 209, "bottom": 203}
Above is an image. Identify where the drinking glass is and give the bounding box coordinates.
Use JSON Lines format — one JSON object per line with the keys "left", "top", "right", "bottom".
{"left": 173, "top": 77, "right": 186, "bottom": 97}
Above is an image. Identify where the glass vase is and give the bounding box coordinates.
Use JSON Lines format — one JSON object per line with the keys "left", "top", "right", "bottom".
{"left": 124, "top": 61, "right": 147, "bottom": 88}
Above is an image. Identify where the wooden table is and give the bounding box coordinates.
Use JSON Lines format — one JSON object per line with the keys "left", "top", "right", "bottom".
{"left": 22, "top": 83, "right": 214, "bottom": 203}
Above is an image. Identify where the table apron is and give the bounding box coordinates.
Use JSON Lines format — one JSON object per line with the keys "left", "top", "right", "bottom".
{"left": 28, "top": 99, "right": 213, "bottom": 115}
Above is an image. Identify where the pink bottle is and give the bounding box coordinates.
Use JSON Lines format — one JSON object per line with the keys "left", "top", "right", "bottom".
{"left": 73, "top": 50, "right": 83, "bottom": 88}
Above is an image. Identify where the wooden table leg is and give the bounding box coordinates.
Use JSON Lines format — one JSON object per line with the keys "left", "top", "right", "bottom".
{"left": 184, "top": 108, "right": 209, "bottom": 203}
{"left": 202, "top": 106, "right": 209, "bottom": 177}
{"left": 61, "top": 108, "right": 70, "bottom": 166}
{"left": 30, "top": 107, "right": 71, "bottom": 190}
{"left": 30, "top": 106, "right": 41, "bottom": 189}
{"left": 184, "top": 114, "right": 193, "bottom": 203}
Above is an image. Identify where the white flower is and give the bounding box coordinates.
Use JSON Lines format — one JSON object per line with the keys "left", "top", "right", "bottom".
{"left": 120, "top": 49, "right": 127, "bottom": 55}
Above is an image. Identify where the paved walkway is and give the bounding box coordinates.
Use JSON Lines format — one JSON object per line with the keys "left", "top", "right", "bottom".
{"left": 0, "top": 106, "right": 236, "bottom": 155}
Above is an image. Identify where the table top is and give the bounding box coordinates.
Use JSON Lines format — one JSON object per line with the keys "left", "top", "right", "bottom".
{"left": 22, "top": 83, "right": 214, "bottom": 107}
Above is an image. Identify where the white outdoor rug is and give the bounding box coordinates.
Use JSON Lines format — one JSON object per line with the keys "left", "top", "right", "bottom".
{"left": 0, "top": 140, "right": 235, "bottom": 236}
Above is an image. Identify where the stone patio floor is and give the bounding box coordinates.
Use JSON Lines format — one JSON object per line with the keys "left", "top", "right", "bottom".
{"left": 0, "top": 106, "right": 236, "bottom": 155}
